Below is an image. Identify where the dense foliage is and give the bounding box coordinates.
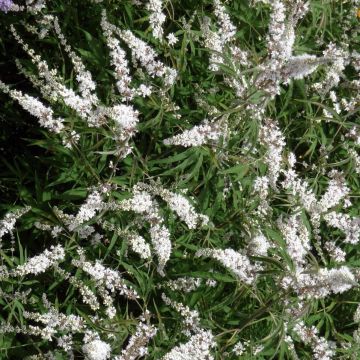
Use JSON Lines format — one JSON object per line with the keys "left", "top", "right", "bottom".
{"left": 0, "top": 0, "right": 359, "bottom": 359}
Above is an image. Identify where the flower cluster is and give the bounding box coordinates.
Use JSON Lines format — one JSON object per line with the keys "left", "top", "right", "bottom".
{"left": 70, "top": 191, "right": 104, "bottom": 230}
{"left": 117, "top": 188, "right": 172, "bottom": 273}
{"left": 0, "top": 206, "right": 30, "bottom": 241}
{"left": 23, "top": 297, "right": 86, "bottom": 341}
{"left": 115, "top": 312, "right": 157, "bottom": 360}
{"left": 259, "top": 118, "right": 286, "bottom": 188}
{"left": 162, "top": 293, "right": 201, "bottom": 335}
{"left": 101, "top": 11, "right": 152, "bottom": 101}
{"left": 247, "top": 232, "right": 271, "bottom": 257}
{"left": 277, "top": 214, "right": 310, "bottom": 268}
{"left": 127, "top": 233, "right": 152, "bottom": 260}
{"left": 82, "top": 333, "right": 111, "bottom": 360}
{"left": 163, "top": 119, "right": 226, "bottom": 148}
{"left": 162, "top": 277, "right": 202, "bottom": 293}
{"left": 117, "top": 26, "right": 177, "bottom": 86}
{"left": 162, "top": 330, "right": 215, "bottom": 360}
{"left": 281, "top": 266, "right": 356, "bottom": 299}
{"left": 72, "top": 249, "right": 139, "bottom": 300}
{"left": 0, "top": 0, "right": 13, "bottom": 12}
{"left": 195, "top": 248, "right": 258, "bottom": 285}
{"left": 293, "top": 321, "right": 335, "bottom": 360}
{"left": 147, "top": 0, "right": 166, "bottom": 40}
{"left": 13, "top": 245, "right": 65, "bottom": 276}
{"left": 0, "top": 81, "right": 64, "bottom": 133}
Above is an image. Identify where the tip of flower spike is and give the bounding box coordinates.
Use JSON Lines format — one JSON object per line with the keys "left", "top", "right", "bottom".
{"left": 0, "top": 0, "right": 13, "bottom": 12}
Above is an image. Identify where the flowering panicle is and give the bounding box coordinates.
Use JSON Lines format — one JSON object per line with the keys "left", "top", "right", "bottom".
{"left": 281, "top": 168, "right": 318, "bottom": 214}
{"left": 201, "top": 18, "right": 225, "bottom": 73}
{"left": 52, "top": 16, "right": 98, "bottom": 103}
{"left": 23, "top": 0, "right": 47, "bottom": 13}
{"left": 195, "top": 248, "right": 258, "bottom": 284}
{"left": 233, "top": 341, "right": 246, "bottom": 356}
{"left": 167, "top": 33, "right": 178, "bottom": 46}
{"left": 161, "top": 190, "right": 209, "bottom": 228}
{"left": 99, "top": 220, "right": 152, "bottom": 260}
{"left": 102, "top": 10, "right": 177, "bottom": 87}
{"left": 349, "top": 149, "right": 360, "bottom": 174}
{"left": 127, "top": 233, "right": 152, "bottom": 260}
{"left": 324, "top": 241, "right": 346, "bottom": 263}
{"left": 281, "top": 266, "right": 356, "bottom": 299}
{"left": 35, "top": 207, "right": 87, "bottom": 240}
{"left": 266, "top": 0, "right": 296, "bottom": 63}
{"left": 118, "top": 189, "right": 172, "bottom": 273}
{"left": 106, "top": 104, "right": 139, "bottom": 143}
{"left": 24, "top": 298, "right": 86, "bottom": 341}
{"left": 347, "top": 125, "right": 360, "bottom": 146}
{"left": 10, "top": 25, "right": 96, "bottom": 123}
{"left": 0, "top": 206, "right": 30, "bottom": 241}
{"left": 115, "top": 311, "right": 157, "bottom": 360}
{"left": 13, "top": 245, "right": 65, "bottom": 276}
{"left": 277, "top": 214, "right": 310, "bottom": 268}
{"left": 213, "top": 0, "right": 236, "bottom": 44}
{"left": 313, "top": 43, "right": 349, "bottom": 94}
{"left": 232, "top": 340, "right": 264, "bottom": 357}
{"left": 120, "top": 29, "right": 177, "bottom": 86}
{"left": 354, "top": 304, "right": 360, "bottom": 324}
{"left": 114, "top": 182, "right": 208, "bottom": 273}
{"left": 259, "top": 118, "right": 286, "bottom": 188}
{"left": 149, "top": 224, "right": 171, "bottom": 275}
{"left": 281, "top": 54, "right": 324, "bottom": 83}
{"left": 293, "top": 321, "right": 335, "bottom": 360}
{"left": 147, "top": 0, "right": 166, "bottom": 40}
{"left": 54, "top": 266, "right": 101, "bottom": 311}
{"left": 0, "top": 81, "right": 64, "bottom": 133}
{"left": 135, "top": 183, "right": 209, "bottom": 229}
{"left": 281, "top": 163, "right": 352, "bottom": 250}
{"left": 72, "top": 249, "right": 138, "bottom": 300}
{"left": 252, "top": 2, "right": 349, "bottom": 97}
{"left": 162, "top": 293, "right": 201, "bottom": 335}
{"left": 247, "top": 232, "right": 271, "bottom": 257}
{"left": 161, "top": 330, "right": 215, "bottom": 360}
{"left": 1, "top": 0, "right": 48, "bottom": 13}
{"left": 100, "top": 11, "right": 178, "bottom": 87}
{"left": 201, "top": 2, "right": 249, "bottom": 96}
{"left": 82, "top": 334, "right": 111, "bottom": 360}
{"left": 253, "top": 176, "right": 271, "bottom": 217}
{"left": 318, "top": 171, "right": 350, "bottom": 213}
{"left": 70, "top": 191, "right": 105, "bottom": 231}
{"left": 0, "top": 0, "right": 13, "bottom": 12}
{"left": 101, "top": 11, "right": 137, "bottom": 101}
{"left": 14, "top": 58, "right": 54, "bottom": 100}
{"left": 163, "top": 119, "right": 226, "bottom": 148}
{"left": 163, "top": 277, "right": 202, "bottom": 293}
{"left": 324, "top": 212, "right": 360, "bottom": 245}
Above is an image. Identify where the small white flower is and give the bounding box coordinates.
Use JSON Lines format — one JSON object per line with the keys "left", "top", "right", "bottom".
{"left": 233, "top": 341, "right": 245, "bottom": 356}
{"left": 138, "top": 84, "right": 152, "bottom": 97}
{"left": 167, "top": 33, "right": 178, "bottom": 46}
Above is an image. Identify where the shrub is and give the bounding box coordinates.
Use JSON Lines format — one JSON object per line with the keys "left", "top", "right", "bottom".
{"left": 0, "top": 0, "right": 359, "bottom": 359}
